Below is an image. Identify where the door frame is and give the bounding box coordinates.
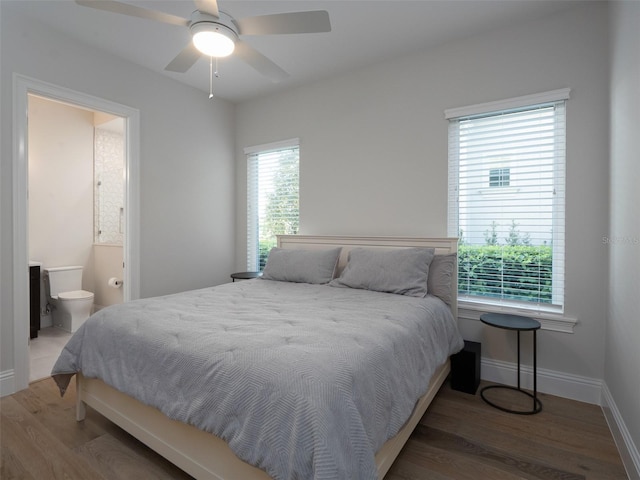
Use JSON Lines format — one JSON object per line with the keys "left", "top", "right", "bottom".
{"left": 12, "top": 74, "right": 140, "bottom": 392}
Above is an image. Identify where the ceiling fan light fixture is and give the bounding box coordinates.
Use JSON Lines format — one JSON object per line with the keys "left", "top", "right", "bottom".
{"left": 191, "top": 22, "right": 236, "bottom": 57}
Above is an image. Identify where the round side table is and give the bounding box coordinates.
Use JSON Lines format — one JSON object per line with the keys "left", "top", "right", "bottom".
{"left": 230, "top": 271, "right": 262, "bottom": 282}
{"left": 480, "top": 312, "right": 543, "bottom": 415}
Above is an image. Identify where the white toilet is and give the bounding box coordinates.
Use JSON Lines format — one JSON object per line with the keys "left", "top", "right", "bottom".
{"left": 44, "top": 266, "right": 94, "bottom": 333}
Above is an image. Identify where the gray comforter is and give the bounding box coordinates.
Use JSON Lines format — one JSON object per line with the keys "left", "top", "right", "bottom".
{"left": 52, "top": 279, "right": 463, "bottom": 480}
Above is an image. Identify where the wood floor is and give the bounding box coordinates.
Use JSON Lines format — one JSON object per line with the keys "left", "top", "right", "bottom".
{"left": 1, "top": 378, "right": 628, "bottom": 480}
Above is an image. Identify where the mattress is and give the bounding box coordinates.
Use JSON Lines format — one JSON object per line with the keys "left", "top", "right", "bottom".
{"left": 52, "top": 279, "right": 463, "bottom": 480}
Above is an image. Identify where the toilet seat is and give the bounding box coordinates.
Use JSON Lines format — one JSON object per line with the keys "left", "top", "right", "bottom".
{"left": 58, "top": 290, "right": 94, "bottom": 301}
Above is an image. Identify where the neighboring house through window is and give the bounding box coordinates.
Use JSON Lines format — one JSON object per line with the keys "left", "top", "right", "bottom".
{"left": 489, "top": 167, "right": 510, "bottom": 187}
{"left": 446, "top": 89, "right": 570, "bottom": 312}
{"left": 245, "top": 139, "right": 300, "bottom": 271}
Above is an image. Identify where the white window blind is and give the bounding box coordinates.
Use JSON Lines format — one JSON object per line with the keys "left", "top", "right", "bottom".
{"left": 246, "top": 139, "right": 299, "bottom": 271}
{"left": 447, "top": 91, "right": 568, "bottom": 311}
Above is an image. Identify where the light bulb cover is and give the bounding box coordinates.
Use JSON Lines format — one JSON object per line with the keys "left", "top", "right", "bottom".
{"left": 191, "top": 22, "right": 236, "bottom": 57}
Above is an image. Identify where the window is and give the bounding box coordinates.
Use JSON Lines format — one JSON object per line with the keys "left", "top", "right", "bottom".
{"left": 246, "top": 139, "right": 300, "bottom": 271}
{"left": 489, "top": 167, "right": 510, "bottom": 187}
{"left": 446, "top": 89, "right": 569, "bottom": 311}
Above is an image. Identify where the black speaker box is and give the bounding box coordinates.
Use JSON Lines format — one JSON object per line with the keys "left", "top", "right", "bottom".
{"left": 451, "top": 340, "right": 481, "bottom": 394}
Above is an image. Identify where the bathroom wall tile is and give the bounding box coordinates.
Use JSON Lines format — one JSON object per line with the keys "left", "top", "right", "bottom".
{"left": 94, "top": 128, "right": 124, "bottom": 245}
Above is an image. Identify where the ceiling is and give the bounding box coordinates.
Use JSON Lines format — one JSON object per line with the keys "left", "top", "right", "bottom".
{"left": 10, "top": 0, "right": 582, "bottom": 103}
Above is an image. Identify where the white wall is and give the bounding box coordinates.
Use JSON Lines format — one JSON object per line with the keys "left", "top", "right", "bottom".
{"left": 1, "top": 4, "right": 236, "bottom": 389}
{"left": 236, "top": 3, "right": 610, "bottom": 385}
{"left": 607, "top": 1, "right": 640, "bottom": 475}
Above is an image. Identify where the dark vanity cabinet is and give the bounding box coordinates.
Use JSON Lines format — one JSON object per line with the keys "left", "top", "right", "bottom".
{"left": 29, "top": 265, "right": 41, "bottom": 339}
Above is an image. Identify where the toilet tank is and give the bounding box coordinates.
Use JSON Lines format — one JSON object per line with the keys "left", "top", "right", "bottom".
{"left": 44, "top": 266, "right": 84, "bottom": 296}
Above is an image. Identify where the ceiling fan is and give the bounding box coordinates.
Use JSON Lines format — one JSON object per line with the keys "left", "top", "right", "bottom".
{"left": 75, "top": 0, "right": 331, "bottom": 82}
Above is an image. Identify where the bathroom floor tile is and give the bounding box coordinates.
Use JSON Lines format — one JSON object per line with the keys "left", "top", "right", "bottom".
{"left": 29, "top": 327, "right": 72, "bottom": 383}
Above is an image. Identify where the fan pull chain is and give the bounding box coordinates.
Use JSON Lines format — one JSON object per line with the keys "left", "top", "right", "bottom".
{"left": 209, "top": 56, "right": 214, "bottom": 99}
{"left": 209, "top": 57, "right": 221, "bottom": 99}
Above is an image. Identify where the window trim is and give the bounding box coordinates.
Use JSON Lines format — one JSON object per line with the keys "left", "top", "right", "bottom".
{"left": 457, "top": 299, "right": 577, "bottom": 333}
{"left": 446, "top": 89, "right": 575, "bottom": 331}
{"left": 243, "top": 138, "right": 300, "bottom": 156}
{"left": 245, "top": 138, "right": 300, "bottom": 272}
{"left": 444, "top": 88, "right": 570, "bottom": 120}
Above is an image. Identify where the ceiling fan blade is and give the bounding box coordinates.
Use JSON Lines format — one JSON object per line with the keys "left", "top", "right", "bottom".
{"left": 75, "top": 1, "right": 188, "bottom": 27}
{"left": 165, "top": 43, "right": 202, "bottom": 73}
{"left": 234, "top": 40, "right": 289, "bottom": 82}
{"left": 235, "top": 10, "right": 331, "bottom": 36}
{"left": 193, "top": 0, "right": 219, "bottom": 18}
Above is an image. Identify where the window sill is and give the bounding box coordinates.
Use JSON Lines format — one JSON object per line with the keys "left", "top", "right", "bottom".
{"left": 457, "top": 299, "right": 577, "bottom": 333}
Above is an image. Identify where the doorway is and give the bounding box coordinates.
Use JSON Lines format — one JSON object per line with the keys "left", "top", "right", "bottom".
{"left": 12, "top": 75, "right": 140, "bottom": 392}
{"left": 27, "top": 95, "right": 126, "bottom": 381}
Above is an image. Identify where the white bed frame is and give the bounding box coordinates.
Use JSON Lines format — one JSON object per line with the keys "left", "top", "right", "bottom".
{"left": 75, "top": 236, "right": 458, "bottom": 480}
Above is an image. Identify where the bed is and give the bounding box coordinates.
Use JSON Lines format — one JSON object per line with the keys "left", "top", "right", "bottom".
{"left": 52, "top": 235, "right": 462, "bottom": 480}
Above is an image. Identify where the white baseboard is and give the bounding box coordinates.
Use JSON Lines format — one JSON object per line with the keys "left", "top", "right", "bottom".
{"left": 481, "top": 357, "right": 602, "bottom": 405}
{"left": 0, "top": 369, "right": 15, "bottom": 397}
{"left": 602, "top": 383, "right": 640, "bottom": 480}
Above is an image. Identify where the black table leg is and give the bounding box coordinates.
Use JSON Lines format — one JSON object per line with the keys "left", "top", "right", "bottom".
{"left": 480, "top": 329, "right": 542, "bottom": 415}
{"left": 517, "top": 330, "right": 521, "bottom": 390}
{"left": 533, "top": 329, "right": 537, "bottom": 412}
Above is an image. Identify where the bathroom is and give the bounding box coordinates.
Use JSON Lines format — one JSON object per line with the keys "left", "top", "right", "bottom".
{"left": 28, "top": 94, "right": 125, "bottom": 382}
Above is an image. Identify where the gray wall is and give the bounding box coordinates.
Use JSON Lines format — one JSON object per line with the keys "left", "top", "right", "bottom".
{"left": 0, "top": 5, "right": 236, "bottom": 384}
{"left": 236, "top": 3, "right": 610, "bottom": 382}
{"left": 607, "top": 0, "right": 640, "bottom": 472}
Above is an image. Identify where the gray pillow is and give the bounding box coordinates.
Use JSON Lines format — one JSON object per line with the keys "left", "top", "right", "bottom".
{"left": 427, "top": 253, "right": 457, "bottom": 305}
{"left": 261, "top": 247, "right": 342, "bottom": 284}
{"left": 329, "top": 247, "right": 435, "bottom": 297}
